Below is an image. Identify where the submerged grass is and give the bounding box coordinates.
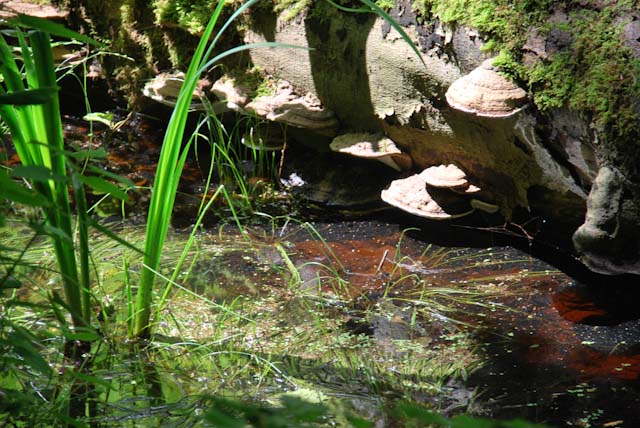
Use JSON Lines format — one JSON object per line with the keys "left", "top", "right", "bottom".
{"left": 2, "top": 217, "right": 547, "bottom": 425}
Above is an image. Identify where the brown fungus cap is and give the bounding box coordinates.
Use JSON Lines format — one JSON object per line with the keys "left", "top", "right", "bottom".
{"left": 445, "top": 58, "right": 528, "bottom": 118}
{"left": 211, "top": 76, "right": 251, "bottom": 111}
{"left": 142, "top": 72, "right": 215, "bottom": 111}
{"left": 419, "top": 164, "right": 481, "bottom": 194}
{"left": 381, "top": 174, "right": 474, "bottom": 220}
{"left": 245, "top": 81, "right": 338, "bottom": 134}
{"left": 330, "top": 133, "right": 404, "bottom": 171}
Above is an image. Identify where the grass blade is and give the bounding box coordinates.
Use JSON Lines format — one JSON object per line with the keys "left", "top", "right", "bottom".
{"left": 9, "top": 14, "right": 104, "bottom": 47}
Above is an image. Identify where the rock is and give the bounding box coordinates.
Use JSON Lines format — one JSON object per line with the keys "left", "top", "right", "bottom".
{"left": 622, "top": 18, "right": 640, "bottom": 59}
{"left": 536, "top": 109, "right": 598, "bottom": 189}
{"left": 573, "top": 166, "right": 640, "bottom": 275}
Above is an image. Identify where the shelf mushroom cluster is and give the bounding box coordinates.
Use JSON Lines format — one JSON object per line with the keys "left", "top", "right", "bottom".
{"left": 381, "top": 164, "right": 498, "bottom": 220}
{"left": 144, "top": 75, "right": 339, "bottom": 136}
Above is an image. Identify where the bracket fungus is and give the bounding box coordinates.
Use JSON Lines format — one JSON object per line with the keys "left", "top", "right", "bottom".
{"left": 445, "top": 58, "right": 529, "bottom": 118}
{"left": 330, "top": 133, "right": 411, "bottom": 171}
{"left": 143, "top": 72, "right": 224, "bottom": 112}
{"left": 381, "top": 174, "right": 474, "bottom": 220}
{"left": 244, "top": 81, "right": 338, "bottom": 135}
{"left": 419, "top": 164, "right": 481, "bottom": 194}
{"left": 211, "top": 76, "right": 251, "bottom": 111}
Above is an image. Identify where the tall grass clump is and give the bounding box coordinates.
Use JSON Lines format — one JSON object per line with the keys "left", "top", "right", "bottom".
{"left": 131, "top": 0, "right": 306, "bottom": 338}
{"left": 0, "top": 15, "right": 112, "bottom": 330}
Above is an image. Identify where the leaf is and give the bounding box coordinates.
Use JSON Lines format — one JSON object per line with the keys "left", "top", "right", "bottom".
{"left": 63, "top": 329, "right": 102, "bottom": 342}
{"left": 41, "top": 224, "right": 73, "bottom": 242}
{"left": 83, "top": 111, "right": 115, "bottom": 127}
{"left": 65, "top": 147, "right": 109, "bottom": 161}
{"left": 12, "top": 165, "right": 66, "bottom": 183}
{"left": 7, "top": 328, "right": 52, "bottom": 375}
{"left": 9, "top": 14, "right": 105, "bottom": 47}
{"left": 395, "top": 403, "right": 450, "bottom": 425}
{"left": 86, "top": 165, "right": 135, "bottom": 188}
{"left": 204, "top": 408, "right": 247, "bottom": 428}
{"left": 0, "top": 174, "right": 50, "bottom": 207}
{"left": 0, "top": 87, "right": 58, "bottom": 105}
{"left": 69, "top": 370, "right": 115, "bottom": 390}
{"left": 81, "top": 175, "right": 129, "bottom": 200}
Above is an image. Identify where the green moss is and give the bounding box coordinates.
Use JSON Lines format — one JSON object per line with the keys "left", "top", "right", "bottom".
{"left": 275, "top": 0, "right": 314, "bottom": 21}
{"left": 374, "top": 0, "right": 395, "bottom": 10}
{"left": 153, "top": 0, "right": 218, "bottom": 34}
{"left": 413, "top": 0, "right": 640, "bottom": 148}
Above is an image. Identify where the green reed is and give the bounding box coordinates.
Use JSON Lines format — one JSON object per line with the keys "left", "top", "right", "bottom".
{"left": 131, "top": 0, "right": 306, "bottom": 338}
{"left": 0, "top": 16, "right": 109, "bottom": 328}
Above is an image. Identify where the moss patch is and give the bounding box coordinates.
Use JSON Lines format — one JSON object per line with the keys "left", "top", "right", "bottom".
{"left": 412, "top": 0, "right": 640, "bottom": 167}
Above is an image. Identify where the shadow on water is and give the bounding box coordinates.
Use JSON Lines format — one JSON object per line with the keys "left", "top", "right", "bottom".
{"left": 262, "top": 219, "right": 640, "bottom": 426}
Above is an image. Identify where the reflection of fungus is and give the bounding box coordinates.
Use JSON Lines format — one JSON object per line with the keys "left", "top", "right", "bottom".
{"left": 445, "top": 58, "right": 529, "bottom": 118}
{"left": 330, "top": 133, "right": 412, "bottom": 171}
{"left": 381, "top": 174, "right": 474, "bottom": 220}
{"left": 419, "top": 164, "right": 480, "bottom": 194}
{"left": 241, "top": 128, "right": 285, "bottom": 152}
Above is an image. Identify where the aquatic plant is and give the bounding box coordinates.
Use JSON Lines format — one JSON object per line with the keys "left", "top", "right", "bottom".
{"left": 131, "top": 0, "right": 307, "bottom": 338}
{"left": 0, "top": 15, "right": 119, "bottom": 329}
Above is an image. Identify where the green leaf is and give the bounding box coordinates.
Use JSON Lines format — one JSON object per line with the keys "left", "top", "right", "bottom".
{"left": 395, "top": 403, "right": 450, "bottom": 425}
{"left": 0, "top": 87, "right": 58, "bottom": 105}
{"left": 65, "top": 147, "right": 109, "bottom": 161}
{"left": 70, "top": 370, "right": 115, "bottom": 390}
{"left": 41, "top": 224, "right": 73, "bottom": 242}
{"left": 8, "top": 328, "right": 52, "bottom": 375}
{"left": 0, "top": 174, "right": 50, "bottom": 207}
{"left": 81, "top": 175, "right": 128, "bottom": 200}
{"left": 63, "top": 329, "right": 102, "bottom": 342}
{"left": 12, "top": 165, "right": 66, "bottom": 182}
{"left": 9, "top": 14, "right": 105, "bottom": 47}
{"left": 451, "top": 415, "right": 495, "bottom": 428}
{"left": 204, "top": 407, "right": 246, "bottom": 428}
{"left": 86, "top": 165, "right": 135, "bottom": 188}
{"left": 83, "top": 111, "right": 115, "bottom": 127}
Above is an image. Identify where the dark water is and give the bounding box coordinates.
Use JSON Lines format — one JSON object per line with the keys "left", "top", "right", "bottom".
{"left": 4, "top": 113, "right": 640, "bottom": 427}
{"left": 76, "top": 114, "right": 640, "bottom": 426}
{"left": 277, "top": 221, "right": 640, "bottom": 427}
